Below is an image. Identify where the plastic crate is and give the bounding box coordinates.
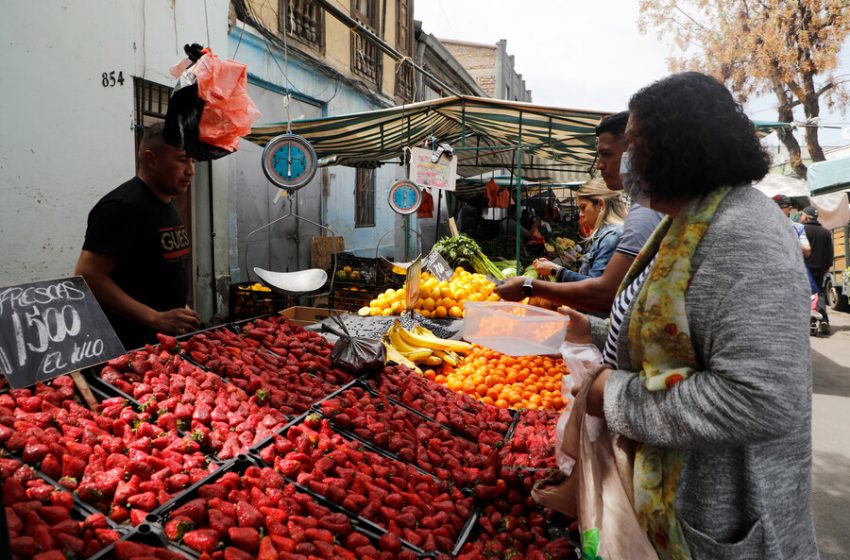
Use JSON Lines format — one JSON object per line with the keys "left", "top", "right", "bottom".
{"left": 331, "top": 284, "right": 386, "bottom": 312}
{"left": 228, "top": 282, "right": 295, "bottom": 321}
{"left": 333, "top": 252, "right": 402, "bottom": 288}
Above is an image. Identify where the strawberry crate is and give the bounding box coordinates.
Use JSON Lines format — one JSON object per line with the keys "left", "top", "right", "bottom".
{"left": 365, "top": 365, "right": 516, "bottom": 442}
{"left": 87, "top": 521, "right": 197, "bottom": 560}
{"left": 1, "top": 456, "right": 129, "bottom": 559}
{"left": 155, "top": 455, "right": 423, "bottom": 560}
{"left": 314, "top": 384, "right": 497, "bottom": 490}
{"left": 252, "top": 414, "right": 477, "bottom": 556}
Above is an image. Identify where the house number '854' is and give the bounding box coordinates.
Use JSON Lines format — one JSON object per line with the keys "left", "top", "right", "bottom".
{"left": 101, "top": 71, "right": 125, "bottom": 87}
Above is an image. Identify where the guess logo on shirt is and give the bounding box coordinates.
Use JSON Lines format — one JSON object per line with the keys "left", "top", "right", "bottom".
{"left": 159, "top": 225, "right": 191, "bottom": 261}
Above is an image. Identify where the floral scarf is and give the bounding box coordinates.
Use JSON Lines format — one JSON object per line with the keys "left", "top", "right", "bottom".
{"left": 620, "top": 186, "right": 732, "bottom": 559}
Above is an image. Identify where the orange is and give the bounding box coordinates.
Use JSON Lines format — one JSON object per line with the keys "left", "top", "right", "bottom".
{"left": 433, "top": 305, "right": 448, "bottom": 318}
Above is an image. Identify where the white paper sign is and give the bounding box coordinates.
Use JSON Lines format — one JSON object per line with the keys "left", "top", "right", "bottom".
{"left": 409, "top": 147, "right": 457, "bottom": 191}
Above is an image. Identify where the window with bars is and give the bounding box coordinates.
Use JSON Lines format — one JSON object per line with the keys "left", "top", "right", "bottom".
{"left": 351, "top": 0, "right": 379, "bottom": 83}
{"left": 355, "top": 168, "right": 376, "bottom": 228}
{"left": 133, "top": 78, "right": 172, "bottom": 150}
{"left": 279, "top": 0, "right": 324, "bottom": 50}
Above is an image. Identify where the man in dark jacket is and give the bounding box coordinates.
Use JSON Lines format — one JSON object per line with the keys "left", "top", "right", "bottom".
{"left": 801, "top": 206, "right": 834, "bottom": 333}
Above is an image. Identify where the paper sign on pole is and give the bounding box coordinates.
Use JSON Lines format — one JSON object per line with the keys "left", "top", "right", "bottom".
{"left": 409, "top": 147, "right": 457, "bottom": 191}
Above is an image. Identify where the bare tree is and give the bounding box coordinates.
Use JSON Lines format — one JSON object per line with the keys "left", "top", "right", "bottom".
{"left": 639, "top": 0, "right": 850, "bottom": 178}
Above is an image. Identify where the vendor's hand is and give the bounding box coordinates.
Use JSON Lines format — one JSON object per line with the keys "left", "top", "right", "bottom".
{"left": 533, "top": 258, "right": 558, "bottom": 278}
{"left": 586, "top": 368, "right": 612, "bottom": 417}
{"left": 493, "top": 277, "right": 526, "bottom": 301}
{"left": 558, "top": 306, "right": 591, "bottom": 345}
{"left": 149, "top": 308, "right": 200, "bottom": 335}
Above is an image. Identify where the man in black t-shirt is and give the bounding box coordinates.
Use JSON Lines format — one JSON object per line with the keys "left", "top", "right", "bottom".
{"left": 75, "top": 123, "right": 200, "bottom": 349}
{"left": 800, "top": 206, "right": 834, "bottom": 333}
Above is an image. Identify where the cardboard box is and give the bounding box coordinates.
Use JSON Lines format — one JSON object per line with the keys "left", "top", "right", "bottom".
{"left": 279, "top": 306, "right": 336, "bottom": 327}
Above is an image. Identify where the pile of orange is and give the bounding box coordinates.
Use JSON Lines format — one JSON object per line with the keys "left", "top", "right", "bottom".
{"left": 359, "top": 269, "right": 499, "bottom": 318}
{"left": 427, "top": 345, "right": 569, "bottom": 411}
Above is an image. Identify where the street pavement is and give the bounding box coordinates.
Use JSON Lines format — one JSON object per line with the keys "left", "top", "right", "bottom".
{"left": 811, "top": 308, "right": 850, "bottom": 560}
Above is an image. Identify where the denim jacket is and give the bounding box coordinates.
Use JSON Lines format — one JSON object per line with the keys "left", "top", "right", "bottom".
{"left": 556, "top": 223, "right": 623, "bottom": 283}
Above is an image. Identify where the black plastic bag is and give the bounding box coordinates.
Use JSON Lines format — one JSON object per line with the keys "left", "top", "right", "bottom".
{"left": 163, "top": 43, "right": 231, "bottom": 161}
{"left": 326, "top": 314, "right": 386, "bottom": 373}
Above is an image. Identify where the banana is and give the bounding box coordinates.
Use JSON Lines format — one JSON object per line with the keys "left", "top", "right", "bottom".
{"left": 388, "top": 323, "right": 430, "bottom": 355}
{"left": 397, "top": 324, "right": 473, "bottom": 353}
{"left": 382, "top": 341, "right": 422, "bottom": 373}
{"left": 402, "top": 347, "right": 435, "bottom": 363}
{"left": 422, "top": 355, "right": 443, "bottom": 367}
{"left": 434, "top": 349, "right": 457, "bottom": 366}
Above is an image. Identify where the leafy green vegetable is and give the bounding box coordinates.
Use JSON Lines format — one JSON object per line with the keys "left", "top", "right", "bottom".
{"left": 433, "top": 234, "right": 505, "bottom": 280}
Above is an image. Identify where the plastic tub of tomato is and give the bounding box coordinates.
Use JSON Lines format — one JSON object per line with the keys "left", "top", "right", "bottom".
{"left": 463, "top": 302, "right": 568, "bottom": 356}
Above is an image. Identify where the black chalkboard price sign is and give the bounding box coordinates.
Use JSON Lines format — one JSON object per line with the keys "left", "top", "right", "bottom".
{"left": 423, "top": 250, "right": 453, "bottom": 282}
{"left": 0, "top": 277, "right": 125, "bottom": 389}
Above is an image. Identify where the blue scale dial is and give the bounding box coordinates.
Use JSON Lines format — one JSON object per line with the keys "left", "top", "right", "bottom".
{"left": 261, "top": 133, "right": 318, "bottom": 191}
{"left": 388, "top": 180, "right": 422, "bottom": 215}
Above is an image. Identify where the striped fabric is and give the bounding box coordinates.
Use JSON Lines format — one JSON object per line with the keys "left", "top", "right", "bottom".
{"left": 246, "top": 96, "right": 789, "bottom": 184}
{"left": 603, "top": 256, "right": 657, "bottom": 367}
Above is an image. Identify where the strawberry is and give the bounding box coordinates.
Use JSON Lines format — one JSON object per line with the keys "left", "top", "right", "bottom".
{"left": 208, "top": 508, "right": 235, "bottom": 535}
{"left": 3, "top": 477, "right": 27, "bottom": 503}
{"left": 235, "top": 500, "right": 263, "bottom": 528}
{"left": 256, "top": 536, "right": 277, "bottom": 560}
{"left": 126, "top": 491, "right": 157, "bottom": 511}
{"left": 164, "top": 517, "right": 194, "bottom": 541}
{"left": 54, "top": 533, "right": 85, "bottom": 556}
{"left": 183, "top": 529, "right": 221, "bottom": 554}
{"left": 228, "top": 527, "right": 260, "bottom": 553}
{"left": 223, "top": 547, "right": 254, "bottom": 560}
{"left": 113, "top": 541, "right": 157, "bottom": 560}
{"left": 171, "top": 498, "right": 208, "bottom": 525}
{"left": 157, "top": 333, "right": 179, "bottom": 352}
{"left": 11, "top": 535, "right": 37, "bottom": 557}
{"left": 38, "top": 505, "right": 70, "bottom": 525}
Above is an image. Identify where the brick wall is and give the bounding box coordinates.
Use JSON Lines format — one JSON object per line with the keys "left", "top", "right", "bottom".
{"left": 441, "top": 41, "right": 497, "bottom": 97}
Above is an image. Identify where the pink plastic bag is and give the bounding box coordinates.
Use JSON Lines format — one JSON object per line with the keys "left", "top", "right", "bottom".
{"left": 189, "top": 53, "right": 261, "bottom": 152}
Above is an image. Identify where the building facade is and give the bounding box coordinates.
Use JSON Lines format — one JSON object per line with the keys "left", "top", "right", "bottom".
{"left": 440, "top": 38, "right": 532, "bottom": 102}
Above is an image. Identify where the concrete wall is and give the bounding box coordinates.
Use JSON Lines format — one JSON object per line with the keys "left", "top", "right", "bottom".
{"left": 495, "top": 39, "right": 532, "bottom": 102}
{"left": 0, "top": 0, "right": 232, "bottom": 321}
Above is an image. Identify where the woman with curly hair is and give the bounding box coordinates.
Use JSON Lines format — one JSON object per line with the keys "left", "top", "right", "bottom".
{"left": 534, "top": 178, "right": 628, "bottom": 282}
{"left": 564, "top": 72, "right": 817, "bottom": 559}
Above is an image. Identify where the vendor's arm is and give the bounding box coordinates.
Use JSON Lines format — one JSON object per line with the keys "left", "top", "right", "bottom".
{"left": 495, "top": 251, "right": 634, "bottom": 312}
{"left": 602, "top": 266, "right": 810, "bottom": 449}
{"left": 75, "top": 250, "right": 199, "bottom": 334}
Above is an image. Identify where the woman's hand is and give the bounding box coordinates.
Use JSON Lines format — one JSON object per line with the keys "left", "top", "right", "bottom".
{"left": 533, "top": 258, "right": 559, "bottom": 277}
{"left": 558, "top": 306, "right": 591, "bottom": 344}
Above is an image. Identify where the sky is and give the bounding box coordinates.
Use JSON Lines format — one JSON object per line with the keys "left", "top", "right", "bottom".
{"left": 414, "top": 0, "right": 850, "bottom": 149}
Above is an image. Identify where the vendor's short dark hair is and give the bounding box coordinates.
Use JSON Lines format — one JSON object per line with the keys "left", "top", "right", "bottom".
{"left": 595, "top": 111, "right": 628, "bottom": 137}
{"left": 627, "top": 72, "right": 770, "bottom": 202}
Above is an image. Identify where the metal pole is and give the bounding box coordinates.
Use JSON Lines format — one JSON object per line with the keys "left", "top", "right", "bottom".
{"left": 404, "top": 214, "right": 410, "bottom": 261}
{"left": 434, "top": 190, "right": 443, "bottom": 245}
{"left": 515, "top": 115, "right": 524, "bottom": 274}
{"left": 207, "top": 161, "right": 218, "bottom": 317}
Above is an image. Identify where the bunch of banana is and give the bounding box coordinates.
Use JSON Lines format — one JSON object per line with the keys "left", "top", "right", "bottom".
{"left": 382, "top": 321, "right": 472, "bottom": 372}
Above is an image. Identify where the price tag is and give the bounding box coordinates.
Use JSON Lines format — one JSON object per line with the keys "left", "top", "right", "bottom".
{"left": 0, "top": 277, "right": 125, "bottom": 389}
{"left": 405, "top": 256, "right": 422, "bottom": 314}
{"left": 423, "top": 250, "right": 453, "bottom": 282}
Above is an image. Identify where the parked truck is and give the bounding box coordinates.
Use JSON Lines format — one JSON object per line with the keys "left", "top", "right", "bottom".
{"left": 826, "top": 223, "right": 850, "bottom": 311}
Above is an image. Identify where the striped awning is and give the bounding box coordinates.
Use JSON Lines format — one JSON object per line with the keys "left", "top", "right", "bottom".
{"left": 246, "top": 96, "right": 790, "bottom": 181}
{"left": 247, "top": 96, "right": 607, "bottom": 180}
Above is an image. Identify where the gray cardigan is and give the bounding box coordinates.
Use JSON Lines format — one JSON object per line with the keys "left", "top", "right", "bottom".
{"left": 589, "top": 186, "right": 818, "bottom": 560}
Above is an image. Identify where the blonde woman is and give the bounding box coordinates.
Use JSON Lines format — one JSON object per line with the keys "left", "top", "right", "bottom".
{"left": 535, "top": 178, "right": 628, "bottom": 282}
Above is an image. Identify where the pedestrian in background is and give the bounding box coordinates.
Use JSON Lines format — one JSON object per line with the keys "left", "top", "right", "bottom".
{"left": 800, "top": 205, "right": 834, "bottom": 334}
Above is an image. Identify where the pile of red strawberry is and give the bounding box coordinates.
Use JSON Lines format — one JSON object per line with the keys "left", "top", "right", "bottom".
{"left": 319, "top": 386, "right": 497, "bottom": 488}
{"left": 499, "top": 409, "right": 560, "bottom": 473}
{"left": 367, "top": 366, "right": 514, "bottom": 441}
{"left": 457, "top": 468, "right": 577, "bottom": 560}
{"left": 103, "top": 352, "right": 288, "bottom": 460}
{"left": 0, "top": 375, "right": 218, "bottom": 523}
{"left": 182, "top": 329, "right": 346, "bottom": 416}
{"left": 160, "top": 462, "right": 420, "bottom": 560}
{"left": 258, "top": 416, "right": 475, "bottom": 554}
{"left": 2, "top": 457, "right": 120, "bottom": 559}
